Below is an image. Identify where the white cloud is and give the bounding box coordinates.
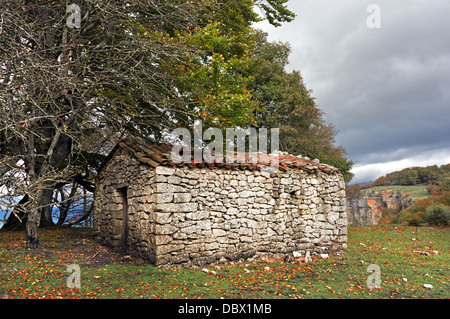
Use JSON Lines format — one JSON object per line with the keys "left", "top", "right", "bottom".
{"left": 351, "top": 147, "right": 450, "bottom": 183}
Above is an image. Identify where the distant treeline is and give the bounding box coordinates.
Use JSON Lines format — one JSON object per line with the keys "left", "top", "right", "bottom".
{"left": 373, "top": 164, "right": 450, "bottom": 189}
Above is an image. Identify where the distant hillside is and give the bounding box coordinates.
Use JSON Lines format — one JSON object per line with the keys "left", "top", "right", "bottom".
{"left": 346, "top": 164, "right": 450, "bottom": 226}
{"left": 367, "top": 185, "right": 430, "bottom": 200}
{"left": 373, "top": 164, "right": 450, "bottom": 190}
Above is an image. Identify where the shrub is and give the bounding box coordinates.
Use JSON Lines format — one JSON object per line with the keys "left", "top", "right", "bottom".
{"left": 425, "top": 205, "right": 450, "bottom": 226}
{"left": 393, "top": 209, "right": 415, "bottom": 225}
{"left": 378, "top": 207, "right": 396, "bottom": 224}
{"left": 408, "top": 219, "right": 421, "bottom": 227}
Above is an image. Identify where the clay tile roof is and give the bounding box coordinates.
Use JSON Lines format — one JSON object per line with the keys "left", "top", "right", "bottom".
{"left": 100, "top": 139, "right": 340, "bottom": 175}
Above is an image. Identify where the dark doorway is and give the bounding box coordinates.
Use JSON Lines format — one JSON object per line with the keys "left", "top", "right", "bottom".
{"left": 118, "top": 187, "right": 129, "bottom": 254}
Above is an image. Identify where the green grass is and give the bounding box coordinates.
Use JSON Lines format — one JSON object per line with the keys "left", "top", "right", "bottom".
{"left": 366, "top": 185, "right": 430, "bottom": 199}
{"left": 0, "top": 225, "right": 448, "bottom": 299}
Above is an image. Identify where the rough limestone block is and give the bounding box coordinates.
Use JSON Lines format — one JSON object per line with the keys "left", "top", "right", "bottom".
{"left": 155, "top": 166, "right": 175, "bottom": 175}
{"left": 167, "top": 175, "right": 181, "bottom": 184}
{"left": 173, "top": 193, "right": 192, "bottom": 203}
{"left": 157, "top": 243, "right": 185, "bottom": 255}
{"left": 154, "top": 193, "right": 173, "bottom": 203}
{"left": 155, "top": 183, "right": 185, "bottom": 193}
{"left": 158, "top": 202, "right": 198, "bottom": 213}
{"left": 327, "top": 211, "right": 340, "bottom": 223}
{"left": 155, "top": 213, "right": 172, "bottom": 224}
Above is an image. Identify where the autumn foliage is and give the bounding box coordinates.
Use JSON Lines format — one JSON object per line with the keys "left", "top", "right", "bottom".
{"left": 385, "top": 186, "right": 450, "bottom": 226}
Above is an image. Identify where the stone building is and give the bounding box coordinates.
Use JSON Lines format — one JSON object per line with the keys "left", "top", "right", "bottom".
{"left": 93, "top": 139, "right": 347, "bottom": 268}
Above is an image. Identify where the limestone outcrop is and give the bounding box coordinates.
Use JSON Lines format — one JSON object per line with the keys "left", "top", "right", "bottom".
{"left": 346, "top": 189, "right": 414, "bottom": 226}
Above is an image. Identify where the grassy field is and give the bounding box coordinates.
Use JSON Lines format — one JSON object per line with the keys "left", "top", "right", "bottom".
{"left": 365, "top": 185, "right": 430, "bottom": 199}
{"left": 0, "top": 225, "right": 448, "bottom": 299}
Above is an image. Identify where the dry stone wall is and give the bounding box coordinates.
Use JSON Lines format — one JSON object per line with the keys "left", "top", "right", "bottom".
{"left": 94, "top": 148, "right": 347, "bottom": 268}
{"left": 93, "top": 148, "right": 159, "bottom": 262}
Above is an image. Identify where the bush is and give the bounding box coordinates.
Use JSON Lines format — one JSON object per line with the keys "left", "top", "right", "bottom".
{"left": 408, "top": 219, "right": 421, "bottom": 227}
{"left": 425, "top": 205, "right": 450, "bottom": 226}
{"left": 392, "top": 209, "right": 421, "bottom": 225}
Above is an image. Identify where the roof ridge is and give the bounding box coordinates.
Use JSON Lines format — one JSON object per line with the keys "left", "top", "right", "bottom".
{"left": 109, "top": 139, "right": 340, "bottom": 175}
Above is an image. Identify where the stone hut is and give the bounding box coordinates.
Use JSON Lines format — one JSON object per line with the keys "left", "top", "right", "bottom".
{"left": 93, "top": 139, "right": 347, "bottom": 268}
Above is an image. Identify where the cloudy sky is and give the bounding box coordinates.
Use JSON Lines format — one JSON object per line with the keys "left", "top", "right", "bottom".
{"left": 254, "top": 0, "right": 450, "bottom": 183}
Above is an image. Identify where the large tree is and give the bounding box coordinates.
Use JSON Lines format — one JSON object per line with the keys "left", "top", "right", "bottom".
{"left": 159, "top": 0, "right": 296, "bottom": 130}
{"left": 0, "top": 0, "right": 298, "bottom": 247}
{"left": 0, "top": 0, "right": 213, "bottom": 247}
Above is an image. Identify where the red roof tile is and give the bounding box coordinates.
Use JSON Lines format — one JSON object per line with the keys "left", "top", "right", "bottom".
{"left": 100, "top": 139, "right": 340, "bottom": 175}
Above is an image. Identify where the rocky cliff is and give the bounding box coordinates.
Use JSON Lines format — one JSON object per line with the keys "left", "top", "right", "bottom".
{"left": 346, "top": 189, "right": 414, "bottom": 226}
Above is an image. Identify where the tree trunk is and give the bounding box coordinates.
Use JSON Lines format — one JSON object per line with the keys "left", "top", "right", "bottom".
{"left": 25, "top": 187, "right": 43, "bottom": 249}
{"left": 39, "top": 187, "right": 55, "bottom": 226}
{"left": 26, "top": 211, "right": 40, "bottom": 249}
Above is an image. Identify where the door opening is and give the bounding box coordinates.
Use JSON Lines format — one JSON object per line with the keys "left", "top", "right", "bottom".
{"left": 118, "top": 187, "right": 129, "bottom": 254}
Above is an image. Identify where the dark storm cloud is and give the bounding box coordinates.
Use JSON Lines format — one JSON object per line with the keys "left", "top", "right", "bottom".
{"left": 255, "top": 0, "right": 450, "bottom": 182}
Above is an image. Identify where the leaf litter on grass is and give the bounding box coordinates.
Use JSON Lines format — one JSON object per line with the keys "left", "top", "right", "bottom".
{"left": 1, "top": 225, "right": 448, "bottom": 299}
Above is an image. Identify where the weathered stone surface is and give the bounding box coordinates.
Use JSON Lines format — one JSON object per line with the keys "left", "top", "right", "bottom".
{"left": 327, "top": 212, "right": 340, "bottom": 223}
{"left": 173, "top": 193, "right": 192, "bottom": 203}
{"left": 212, "top": 228, "right": 227, "bottom": 237}
{"left": 155, "top": 183, "right": 185, "bottom": 194}
{"left": 154, "top": 193, "right": 173, "bottom": 203}
{"left": 155, "top": 166, "right": 175, "bottom": 176}
{"left": 158, "top": 202, "right": 198, "bottom": 213}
